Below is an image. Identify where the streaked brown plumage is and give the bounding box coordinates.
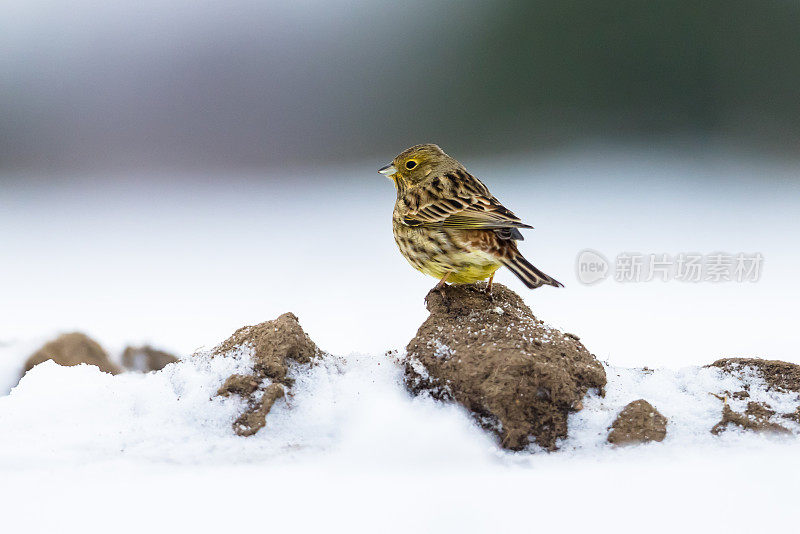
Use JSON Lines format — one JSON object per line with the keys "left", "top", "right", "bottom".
{"left": 378, "top": 144, "right": 563, "bottom": 291}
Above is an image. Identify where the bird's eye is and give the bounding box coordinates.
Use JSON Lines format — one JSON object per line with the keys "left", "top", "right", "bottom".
{"left": 405, "top": 160, "right": 417, "bottom": 169}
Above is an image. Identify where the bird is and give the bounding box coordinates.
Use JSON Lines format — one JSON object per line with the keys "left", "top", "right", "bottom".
{"left": 378, "top": 143, "right": 563, "bottom": 293}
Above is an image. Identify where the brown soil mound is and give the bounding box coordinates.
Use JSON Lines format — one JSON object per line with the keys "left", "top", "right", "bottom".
{"left": 213, "top": 312, "right": 323, "bottom": 436}
{"left": 710, "top": 358, "right": 800, "bottom": 393}
{"left": 607, "top": 399, "right": 668, "bottom": 445}
{"left": 711, "top": 401, "right": 792, "bottom": 435}
{"left": 122, "top": 345, "right": 179, "bottom": 372}
{"left": 23, "top": 332, "right": 122, "bottom": 376}
{"left": 403, "top": 283, "right": 606, "bottom": 451}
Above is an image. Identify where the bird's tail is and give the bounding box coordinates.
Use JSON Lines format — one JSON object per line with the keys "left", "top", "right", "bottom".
{"left": 502, "top": 253, "right": 563, "bottom": 289}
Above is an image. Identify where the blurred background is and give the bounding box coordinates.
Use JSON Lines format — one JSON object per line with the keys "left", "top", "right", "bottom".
{"left": 3, "top": 0, "right": 800, "bottom": 170}
{"left": 2, "top": 0, "right": 799, "bottom": 384}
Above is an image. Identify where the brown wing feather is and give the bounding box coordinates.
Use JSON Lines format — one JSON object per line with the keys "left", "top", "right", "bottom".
{"left": 461, "top": 231, "right": 563, "bottom": 288}
{"left": 401, "top": 169, "right": 533, "bottom": 231}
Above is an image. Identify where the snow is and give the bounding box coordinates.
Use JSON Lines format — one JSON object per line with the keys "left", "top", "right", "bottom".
{"left": 1, "top": 147, "right": 799, "bottom": 532}
{"left": 5, "top": 448, "right": 795, "bottom": 533}
{"left": 1, "top": 344, "right": 799, "bottom": 532}
{"left": 566, "top": 365, "right": 800, "bottom": 449}
{"left": 3, "top": 347, "right": 796, "bottom": 466}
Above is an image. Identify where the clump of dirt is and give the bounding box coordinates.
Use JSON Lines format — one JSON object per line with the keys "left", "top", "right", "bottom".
{"left": 709, "top": 357, "right": 800, "bottom": 431}
{"left": 782, "top": 408, "right": 800, "bottom": 424}
{"left": 23, "top": 332, "right": 122, "bottom": 376}
{"left": 711, "top": 401, "right": 792, "bottom": 435}
{"left": 403, "top": 283, "right": 606, "bottom": 451}
{"left": 213, "top": 312, "right": 323, "bottom": 436}
{"left": 710, "top": 358, "right": 800, "bottom": 393}
{"left": 122, "top": 345, "right": 179, "bottom": 372}
{"left": 218, "top": 374, "right": 261, "bottom": 397}
{"left": 607, "top": 399, "right": 668, "bottom": 445}
{"left": 219, "top": 381, "right": 286, "bottom": 436}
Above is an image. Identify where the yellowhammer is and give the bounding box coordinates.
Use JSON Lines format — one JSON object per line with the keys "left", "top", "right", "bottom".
{"left": 379, "top": 143, "right": 563, "bottom": 292}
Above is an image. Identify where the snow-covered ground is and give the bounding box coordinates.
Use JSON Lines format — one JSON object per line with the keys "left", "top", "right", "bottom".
{"left": 1, "top": 348, "right": 798, "bottom": 532}
{"left": 1, "top": 146, "right": 799, "bottom": 532}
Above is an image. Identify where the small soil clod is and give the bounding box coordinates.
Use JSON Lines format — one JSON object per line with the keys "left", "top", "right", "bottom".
{"left": 711, "top": 401, "right": 792, "bottom": 435}
{"left": 23, "top": 332, "right": 122, "bottom": 377}
{"left": 212, "top": 312, "right": 323, "bottom": 436}
{"left": 122, "top": 345, "right": 179, "bottom": 372}
{"left": 607, "top": 399, "right": 668, "bottom": 445}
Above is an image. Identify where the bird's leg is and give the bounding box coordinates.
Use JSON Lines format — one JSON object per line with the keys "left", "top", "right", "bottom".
{"left": 434, "top": 272, "right": 450, "bottom": 293}
{"left": 486, "top": 273, "right": 495, "bottom": 294}
{"left": 425, "top": 273, "right": 452, "bottom": 309}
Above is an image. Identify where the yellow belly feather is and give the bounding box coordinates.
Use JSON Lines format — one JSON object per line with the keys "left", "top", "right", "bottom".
{"left": 393, "top": 222, "right": 502, "bottom": 285}
{"left": 413, "top": 248, "right": 501, "bottom": 284}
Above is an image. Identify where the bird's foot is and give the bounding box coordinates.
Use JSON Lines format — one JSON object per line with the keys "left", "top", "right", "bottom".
{"left": 476, "top": 283, "right": 494, "bottom": 301}
{"left": 433, "top": 273, "right": 450, "bottom": 297}
{"left": 426, "top": 274, "right": 452, "bottom": 309}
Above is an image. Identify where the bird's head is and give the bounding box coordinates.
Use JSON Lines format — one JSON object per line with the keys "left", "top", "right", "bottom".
{"left": 378, "top": 144, "right": 458, "bottom": 188}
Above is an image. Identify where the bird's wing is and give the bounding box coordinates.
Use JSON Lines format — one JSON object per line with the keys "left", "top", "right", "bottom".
{"left": 400, "top": 170, "right": 533, "bottom": 231}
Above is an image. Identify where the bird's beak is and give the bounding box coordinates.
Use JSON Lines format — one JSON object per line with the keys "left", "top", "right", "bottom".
{"left": 378, "top": 164, "right": 397, "bottom": 177}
